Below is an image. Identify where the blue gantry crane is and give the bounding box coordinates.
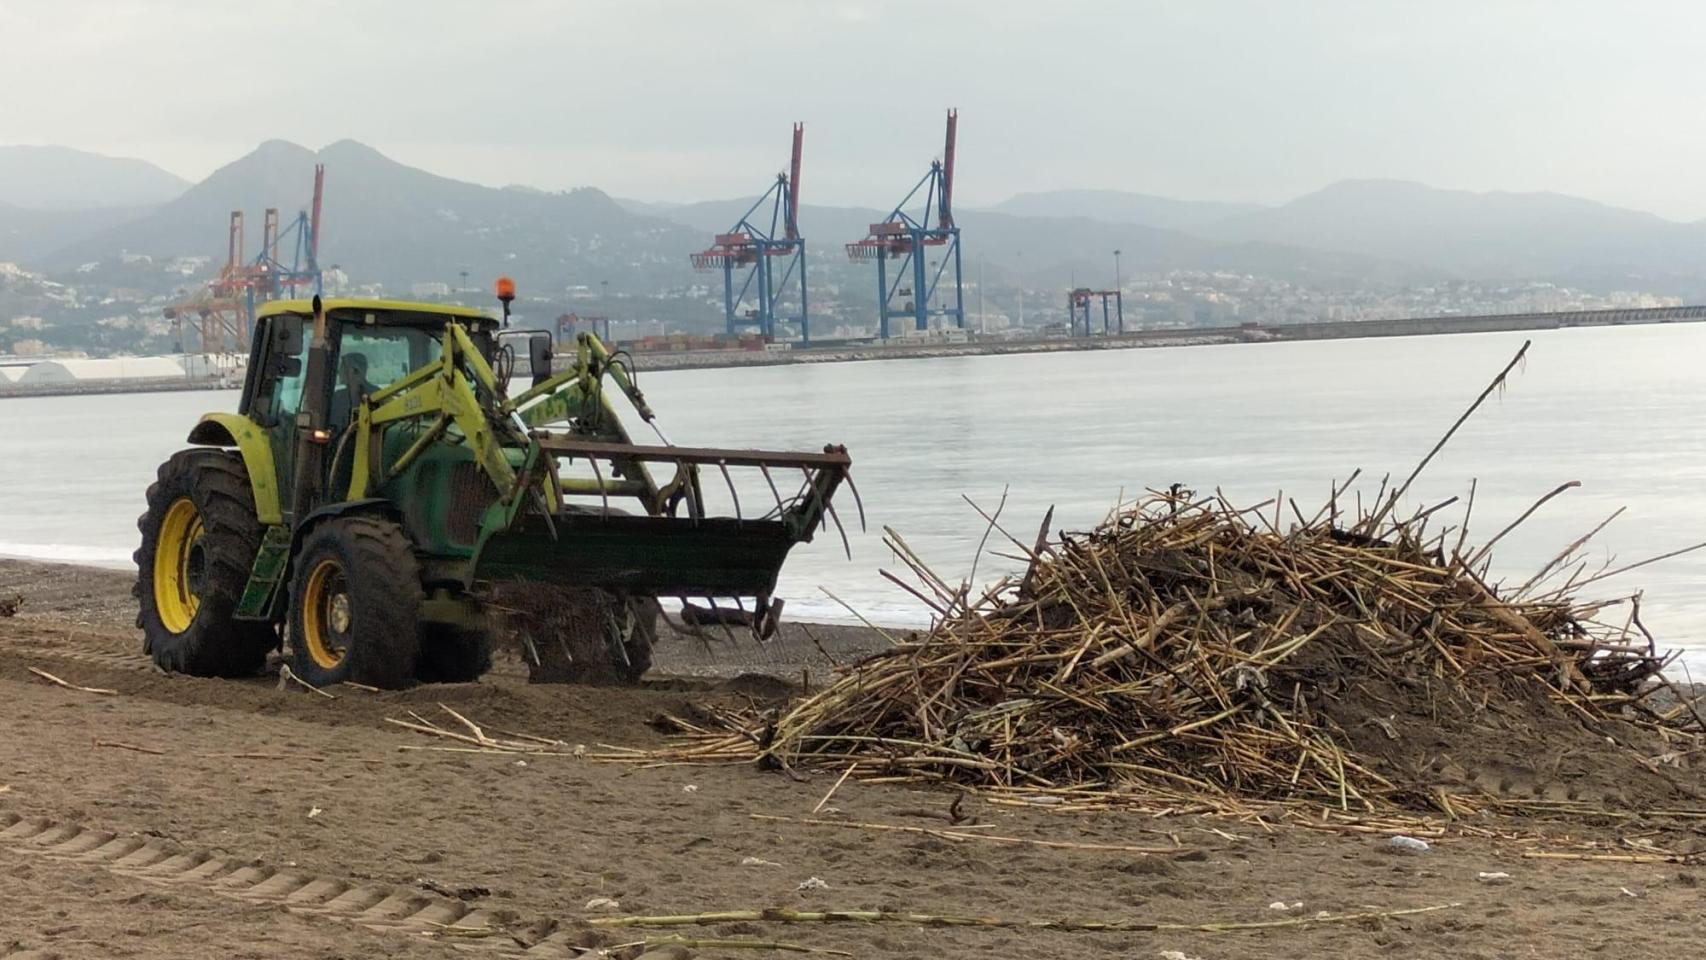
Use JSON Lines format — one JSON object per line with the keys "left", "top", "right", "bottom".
{"left": 163, "top": 164, "right": 324, "bottom": 355}
{"left": 691, "top": 125, "right": 809, "bottom": 341}
{"left": 1069, "top": 287, "right": 1124, "bottom": 337}
{"left": 846, "top": 109, "right": 963, "bottom": 339}
{"left": 245, "top": 163, "right": 326, "bottom": 311}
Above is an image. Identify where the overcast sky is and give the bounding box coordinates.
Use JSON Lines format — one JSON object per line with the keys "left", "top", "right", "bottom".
{"left": 5, "top": 1, "right": 1706, "bottom": 217}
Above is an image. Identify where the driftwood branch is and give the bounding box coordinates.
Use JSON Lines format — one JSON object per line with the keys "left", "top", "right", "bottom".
{"left": 28, "top": 667, "right": 115, "bottom": 695}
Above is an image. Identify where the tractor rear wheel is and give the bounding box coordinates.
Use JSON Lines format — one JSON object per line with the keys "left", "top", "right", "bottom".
{"left": 287, "top": 516, "right": 422, "bottom": 689}
{"left": 134, "top": 449, "right": 275, "bottom": 677}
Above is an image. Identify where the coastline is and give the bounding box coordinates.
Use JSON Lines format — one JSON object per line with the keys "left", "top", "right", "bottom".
{"left": 589, "top": 304, "right": 1706, "bottom": 373}
{"left": 4, "top": 305, "right": 1701, "bottom": 398}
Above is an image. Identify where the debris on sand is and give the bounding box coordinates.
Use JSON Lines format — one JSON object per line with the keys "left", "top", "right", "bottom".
{"left": 659, "top": 486, "right": 1702, "bottom": 817}
{"left": 645, "top": 344, "right": 1706, "bottom": 819}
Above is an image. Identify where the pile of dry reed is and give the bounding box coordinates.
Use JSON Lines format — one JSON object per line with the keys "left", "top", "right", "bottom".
{"left": 652, "top": 343, "right": 1706, "bottom": 816}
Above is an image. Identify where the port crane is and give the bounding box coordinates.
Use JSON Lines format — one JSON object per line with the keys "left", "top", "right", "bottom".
{"left": 690, "top": 126, "right": 809, "bottom": 341}
{"left": 846, "top": 110, "right": 964, "bottom": 339}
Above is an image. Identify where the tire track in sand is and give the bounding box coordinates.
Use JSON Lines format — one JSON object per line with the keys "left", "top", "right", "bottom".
{"left": 0, "top": 636, "right": 158, "bottom": 674}
{"left": 0, "top": 814, "right": 645, "bottom": 958}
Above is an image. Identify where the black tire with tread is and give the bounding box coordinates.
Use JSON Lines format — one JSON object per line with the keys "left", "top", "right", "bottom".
{"left": 287, "top": 515, "right": 422, "bottom": 689}
{"left": 134, "top": 449, "right": 275, "bottom": 677}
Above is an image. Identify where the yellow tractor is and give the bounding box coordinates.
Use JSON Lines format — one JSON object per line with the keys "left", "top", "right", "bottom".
{"left": 136, "top": 287, "right": 854, "bottom": 688}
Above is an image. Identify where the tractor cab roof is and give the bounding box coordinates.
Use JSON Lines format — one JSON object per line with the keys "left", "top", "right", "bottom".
{"left": 257, "top": 298, "right": 500, "bottom": 331}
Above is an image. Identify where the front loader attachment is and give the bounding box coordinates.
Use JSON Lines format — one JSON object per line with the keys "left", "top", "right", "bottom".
{"left": 472, "top": 437, "right": 857, "bottom": 628}
{"left": 476, "top": 513, "right": 802, "bottom": 596}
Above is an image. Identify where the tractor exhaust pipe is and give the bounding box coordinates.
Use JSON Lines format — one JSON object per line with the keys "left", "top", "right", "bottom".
{"left": 289, "top": 294, "right": 333, "bottom": 521}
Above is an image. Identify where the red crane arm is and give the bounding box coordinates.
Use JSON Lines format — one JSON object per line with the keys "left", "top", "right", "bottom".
{"left": 786, "top": 123, "right": 803, "bottom": 241}
{"left": 939, "top": 108, "right": 957, "bottom": 230}
{"left": 309, "top": 164, "right": 325, "bottom": 267}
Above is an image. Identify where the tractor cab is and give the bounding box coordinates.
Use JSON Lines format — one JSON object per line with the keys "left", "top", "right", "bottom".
{"left": 241, "top": 300, "right": 498, "bottom": 476}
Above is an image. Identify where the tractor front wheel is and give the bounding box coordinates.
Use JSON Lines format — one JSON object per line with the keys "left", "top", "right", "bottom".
{"left": 287, "top": 516, "right": 422, "bottom": 689}
{"left": 134, "top": 449, "right": 275, "bottom": 677}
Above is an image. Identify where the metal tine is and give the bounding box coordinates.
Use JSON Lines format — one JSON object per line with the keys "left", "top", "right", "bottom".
{"left": 843, "top": 469, "right": 868, "bottom": 531}
{"left": 609, "top": 602, "right": 634, "bottom": 668}
{"left": 680, "top": 459, "right": 700, "bottom": 526}
{"left": 825, "top": 499, "right": 853, "bottom": 560}
{"left": 705, "top": 596, "right": 739, "bottom": 645}
{"left": 801, "top": 467, "right": 827, "bottom": 532}
{"left": 758, "top": 462, "right": 786, "bottom": 517}
{"left": 660, "top": 598, "right": 715, "bottom": 650}
{"left": 715, "top": 459, "right": 742, "bottom": 526}
{"left": 759, "top": 595, "right": 784, "bottom": 642}
{"left": 730, "top": 593, "right": 752, "bottom": 640}
{"left": 587, "top": 454, "right": 610, "bottom": 517}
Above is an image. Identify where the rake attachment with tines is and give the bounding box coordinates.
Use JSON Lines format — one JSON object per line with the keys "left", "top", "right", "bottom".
{"left": 472, "top": 434, "right": 862, "bottom": 641}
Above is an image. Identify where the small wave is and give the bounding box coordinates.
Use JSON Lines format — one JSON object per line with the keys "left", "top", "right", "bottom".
{"left": 774, "top": 594, "right": 933, "bottom": 630}
{"left": 651, "top": 593, "right": 929, "bottom": 631}
{"left": 0, "top": 542, "right": 133, "bottom": 569}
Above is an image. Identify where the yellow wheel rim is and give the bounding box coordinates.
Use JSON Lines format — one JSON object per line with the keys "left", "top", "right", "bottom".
{"left": 152, "top": 498, "right": 205, "bottom": 634}
{"left": 301, "top": 558, "right": 351, "bottom": 670}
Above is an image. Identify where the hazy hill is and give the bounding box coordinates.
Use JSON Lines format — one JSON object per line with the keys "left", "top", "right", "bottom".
{"left": 955, "top": 209, "right": 1426, "bottom": 290}
{"left": 50, "top": 140, "right": 704, "bottom": 291}
{"left": 0, "top": 145, "right": 189, "bottom": 210}
{"left": 644, "top": 195, "right": 1425, "bottom": 290}
{"left": 989, "top": 189, "right": 1264, "bottom": 233}
{"left": 1203, "top": 179, "right": 1706, "bottom": 294}
{"left": 28, "top": 138, "right": 1706, "bottom": 303}
{"left": 642, "top": 197, "right": 884, "bottom": 247}
{"left": 0, "top": 200, "right": 156, "bottom": 264}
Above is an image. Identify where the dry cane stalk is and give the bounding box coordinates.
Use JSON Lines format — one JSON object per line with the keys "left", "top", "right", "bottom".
{"left": 28, "top": 667, "right": 116, "bottom": 695}
{"left": 750, "top": 813, "right": 1183, "bottom": 854}
{"left": 589, "top": 902, "right": 1460, "bottom": 933}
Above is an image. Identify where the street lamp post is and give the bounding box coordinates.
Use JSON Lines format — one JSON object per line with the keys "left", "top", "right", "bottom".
{"left": 978, "top": 256, "right": 985, "bottom": 333}
{"left": 1113, "top": 249, "right": 1123, "bottom": 333}
{"left": 1016, "top": 251, "right": 1024, "bottom": 327}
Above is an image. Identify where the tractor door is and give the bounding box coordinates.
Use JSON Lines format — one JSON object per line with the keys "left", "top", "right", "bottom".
{"left": 245, "top": 313, "right": 312, "bottom": 509}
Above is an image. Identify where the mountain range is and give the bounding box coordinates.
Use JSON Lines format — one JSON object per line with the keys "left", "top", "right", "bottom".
{"left": 990, "top": 189, "right": 1263, "bottom": 235}
{"left": 42, "top": 140, "right": 703, "bottom": 292}
{"left": 7, "top": 141, "right": 1706, "bottom": 299}
{"left": 0, "top": 145, "right": 189, "bottom": 210}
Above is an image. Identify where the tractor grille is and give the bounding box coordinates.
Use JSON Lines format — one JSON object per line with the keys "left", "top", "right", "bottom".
{"left": 448, "top": 462, "right": 496, "bottom": 545}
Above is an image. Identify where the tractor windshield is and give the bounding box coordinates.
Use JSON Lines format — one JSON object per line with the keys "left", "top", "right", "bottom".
{"left": 329, "top": 324, "right": 442, "bottom": 427}
{"left": 337, "top": 325, "right": 441, "bottom": 389}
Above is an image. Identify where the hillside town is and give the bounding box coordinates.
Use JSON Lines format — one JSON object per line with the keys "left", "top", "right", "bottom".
{"left": 0, "top": 136, "right": 1699, "bottom": 391}
{"left": 0, "top": 249, "right": 1684, "bottom": 382}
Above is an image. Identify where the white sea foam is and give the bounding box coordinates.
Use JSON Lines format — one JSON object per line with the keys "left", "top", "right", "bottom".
{"left": 0, "top": 542, "right": 133, "bottom": 569}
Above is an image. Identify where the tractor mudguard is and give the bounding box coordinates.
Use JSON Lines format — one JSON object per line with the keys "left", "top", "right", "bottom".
{"left": 231, "top": 500, "right": 399, "bottom": 623}
{"left": 292, "top": 499, "right": 398, "bottom": 551}
{"left": 187, "top": 413, "right": 283, "bottom": 525}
